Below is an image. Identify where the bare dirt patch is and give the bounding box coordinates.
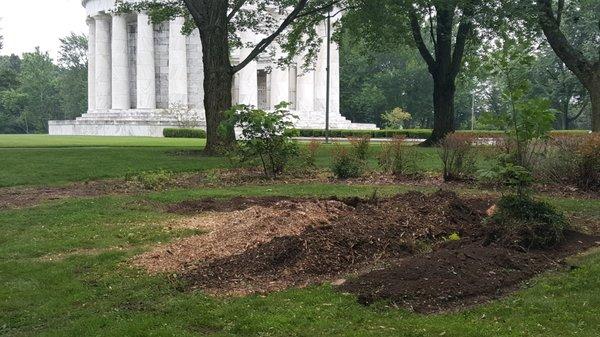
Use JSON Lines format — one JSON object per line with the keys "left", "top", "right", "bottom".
{"left": 182, "top": 191, "right": 492, "bottom": 294}
{"left": 157, "top": 191, "right": 599, "bottom": 313}
{"left": 340, "top": 232, "right": 598, "bottom": 313}
{"left": 133, "top": 198, "right": 352, "bottom": 274}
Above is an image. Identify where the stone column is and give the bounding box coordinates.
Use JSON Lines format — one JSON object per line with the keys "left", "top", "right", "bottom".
{"left": 270, "top": 60, "right": 290, "bottom": 109}
{"left": 168, "top": 17, "right": 188, "bottom": 106}
{"left": 238, "top": 61, "right": 258, "bottom": 106}
{"left": 329, "top": 34, "right": 341, "bottom": 115}
{"left": 237, "top": 32, "right": 258, "bottom": 106}
{"left": 87, "top": 17, "right": 96, "bottom": 112}
{"left": 313, "top": 23, "right": 328, "bottom": 112}
{"left": 136, "top": 12, "right": 156, "bottom": 109}
{"left": 296, "top": 66, "right": 315, "bottom": 112}
{"left": 94, "top": 14, "right": 111, "bottom": 111}
{"left": 111, "top": 14, "right": 130, "bottom": 110}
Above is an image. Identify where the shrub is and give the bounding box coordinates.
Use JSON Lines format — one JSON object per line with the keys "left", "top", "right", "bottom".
{"left": 221, "top": 103, "right": 299, "bottom": 179}
{"left": 304, "top": 140, "right": 321, "bottom": 168}
{"left": 531, "top": 136, "right": 580, "bottom": 184}
{"left": 577, "top": 134, "right": 600, "bottom": 191}
{"left": 330, "top": 145, "right": 364, "bottom": 179}
{"left": 378, "top": 136, "right": 418, "bottom": 177}
{"left": 128, "top": 170, "right": 173, "bottom": 190}
{"left": 163, "top": 128, "right": 206, "bottom": 138}
{"left": 348, "top": 135, "right": 371, "bottom": 160}
{"left": 438, "top": 133, "right": 476, "bottom": 181}
{"left": 486, "top": 195, "right": 567, "bottom": 249}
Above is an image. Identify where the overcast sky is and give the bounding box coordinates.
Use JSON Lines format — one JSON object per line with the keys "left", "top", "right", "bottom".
{"left": 0, "top": 0, "right": 88, "bottom": 60}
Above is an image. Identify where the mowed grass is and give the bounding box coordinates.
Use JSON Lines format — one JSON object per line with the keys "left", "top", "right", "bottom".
{"left": 0, "top": 135, "right": 442, "bottom": 187}
{"left": 2, "top": 135, "right": 600, "bottom": 336}
{"left": 1, "top": 184, "right": 599, "bottom": 337}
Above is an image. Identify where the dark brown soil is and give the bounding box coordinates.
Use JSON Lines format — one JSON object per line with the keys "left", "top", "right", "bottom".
{"left": 340, "top": 232, "right": 598, "bottom": 313}
{"left": 183, "top": 191, "right": 493, "bottom": 294}
{"left": 165, "top": 196, "right": 302, "bottom": 214}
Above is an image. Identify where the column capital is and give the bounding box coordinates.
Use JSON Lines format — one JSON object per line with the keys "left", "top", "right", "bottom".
{"left": 92, "top": 12, "right": 111, "bottom": 21}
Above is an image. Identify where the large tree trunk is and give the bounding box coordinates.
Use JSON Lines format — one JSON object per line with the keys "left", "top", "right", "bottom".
{"left": 191, "top": 0, "right": 236, "bottom": 154}
{"left": 426, "top": 76, "right": 456, "bottom": 145}
{"left": 591, "top": 85, "right": 600, "bottom": 132}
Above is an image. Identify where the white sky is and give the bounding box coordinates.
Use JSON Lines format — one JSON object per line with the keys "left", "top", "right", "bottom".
{"left": 0, "top": 0, "right": 88, "bottom": 60}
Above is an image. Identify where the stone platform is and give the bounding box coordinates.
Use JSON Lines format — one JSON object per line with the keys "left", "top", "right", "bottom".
{"left": 49, "top": 109, "right": 377, "bottom": 137}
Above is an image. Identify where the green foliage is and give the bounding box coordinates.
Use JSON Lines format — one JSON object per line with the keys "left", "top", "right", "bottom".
{"left": 127, "top": 170, "right": 173, "bottom": 190}
{"left": 222, "top": 103, "right": 299, "bottom": 179}
{"left": 487, "top": 195, "right": 567, "bottom": 249}
{"left": 0, "top": 35, "right": 88, "bottom": 134}
{"left": 447, "top": 232, "right": 461, "bottom": 241}
{"left": 478, "top": 160, "right": 533, "bottom": 196}
{"left": 381, "top": 107, "right": 412, "bottom": 129}
{"left": 163, "top": 128, "right": 207, "bottom": 138}
{"left": 298, "top": 128, "right": 433, "bottom": 139}
{"left": 330, "top": 145, "right": 365, "bottom": 179}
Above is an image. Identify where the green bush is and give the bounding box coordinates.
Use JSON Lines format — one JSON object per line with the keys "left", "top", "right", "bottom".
{"left": 163, "top": 128, "right": 207, "bottom": 138}
{"left": 297, "top": 129, "right": 433, "bottom": 139}
{"left": 330, "top": 145, "right": 365, "bottom": 179}
{"left": 221, "top": 103, "right": 299, "bottom": 179}
{"left": 487, "top": 195, "right": 567, "bottom": 249}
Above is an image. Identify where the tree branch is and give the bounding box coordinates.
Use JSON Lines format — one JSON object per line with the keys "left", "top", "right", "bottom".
{"left": 450, "top": 7, "right": 474, "bottom": 79}
{"left": 537, "top": 0, "right": 595, "bottom": 88}
{"left": 231, "top": 0, "right": 339, "bottom": 74}
{"left": 408, "top": 6, "right": 436, "bottom": 72}
{"left": 227, "top": 0, "right": 248, "bottom": 22}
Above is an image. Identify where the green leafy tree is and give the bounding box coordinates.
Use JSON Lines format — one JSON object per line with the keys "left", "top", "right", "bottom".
{"left": 18, "top": 48, "right": 61, "bottom": 133}
{"left": 536, "top": 0, "right": 600, "bottom": 132}
{"left": 57, "top": 33, "right": 88, "bottom": 120}
{"left": 338, "top": 29, "right": 434, "bottom": 127}
{"left": 116, "top": 0, "right": 338, "bottom": 154}
{"left": 344, "top": 0, "right": 483, "bottom": 145}
{"left": 381, "top": 107, "right": 411, "bottom": 129}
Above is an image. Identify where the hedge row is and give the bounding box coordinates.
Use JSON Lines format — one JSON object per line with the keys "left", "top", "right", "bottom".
{"left": 297, "top": 129, "right": 591, "bottom": 139}
{"left": 297, "top": 129, "right": 433, "bottom": 139}
{"left": 163, "top": 128, "right": 207, "bottom": 138}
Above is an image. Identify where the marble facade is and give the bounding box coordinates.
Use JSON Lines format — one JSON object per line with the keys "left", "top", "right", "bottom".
{"left": 49, "top": 0, "right": 377, "bottom": 137}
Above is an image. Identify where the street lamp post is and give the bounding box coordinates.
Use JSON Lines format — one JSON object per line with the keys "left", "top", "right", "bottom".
{"left": 325, "top": 10, "right": 332, "bottom": 143}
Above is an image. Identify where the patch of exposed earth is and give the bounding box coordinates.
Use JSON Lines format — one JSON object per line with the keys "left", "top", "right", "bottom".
{"left": 2, "top": 168, "right": 598, "bottom": 210}
{"left": 133, "top": 198, "right": 352, "bottom": 274}
{"left": 129, "top": 191, "right": 599, "bottom": 313}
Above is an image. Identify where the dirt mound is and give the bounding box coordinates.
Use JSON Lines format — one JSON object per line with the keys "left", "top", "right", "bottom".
{"left": 133, "top": 199, "right": 351, "bottom": 274}
{"left": 340, "top": 232, "right": 599, "bottom": 313}
{"left": 184, "top": 191, "right": 491, "bottom": 295}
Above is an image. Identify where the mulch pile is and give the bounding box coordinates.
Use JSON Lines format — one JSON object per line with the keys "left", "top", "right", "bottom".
{"left": 183, "top": 191, "right": 490, "bottom": 294}
{"left": 134, "top": 198, "right": 352, "bottom": 274}
{"left": 137, "top": 191, "right": 599, "bottom": 313}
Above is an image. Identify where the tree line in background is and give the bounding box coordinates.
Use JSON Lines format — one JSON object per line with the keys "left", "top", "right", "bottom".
{"left": 340, "top": 0, "right": 597, "bottom": 137}
{"left": 0, "top": 33, "right": 88, "bottom": 134}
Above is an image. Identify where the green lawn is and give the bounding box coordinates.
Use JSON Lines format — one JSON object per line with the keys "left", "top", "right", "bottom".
{"left": 1, "top": 184, "right": 599, "bottom": 337}
{"left": 1, "top": 135, "right": 599, "bottom": 337}
{"left": 0, "top": 135, "right": 442, "bottom": 187}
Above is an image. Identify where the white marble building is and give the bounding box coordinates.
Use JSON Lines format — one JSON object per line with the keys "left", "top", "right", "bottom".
{"left": 49, "top": 0, "right": 377, "bottom": 137}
